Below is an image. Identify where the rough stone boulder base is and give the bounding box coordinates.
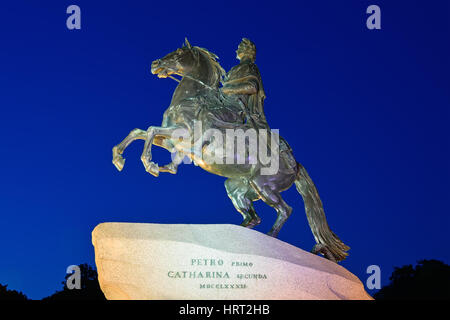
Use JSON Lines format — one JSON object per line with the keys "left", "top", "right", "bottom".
{"left": 92, "top": 223, "right": 373, "bottom": 300}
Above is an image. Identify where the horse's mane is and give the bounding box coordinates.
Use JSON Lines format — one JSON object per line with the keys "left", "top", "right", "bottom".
{"left": 193, "top": 46, "right": 225, "bottom": 86}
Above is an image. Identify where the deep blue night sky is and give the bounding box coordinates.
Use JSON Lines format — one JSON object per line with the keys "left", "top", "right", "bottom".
{"left": 1, "top": 1, "right": 449, "bottom": 299}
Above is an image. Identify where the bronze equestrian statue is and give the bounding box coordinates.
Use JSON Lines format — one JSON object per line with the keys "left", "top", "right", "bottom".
{"left": 112, "top": 38, "right": 349, "bottom": 262}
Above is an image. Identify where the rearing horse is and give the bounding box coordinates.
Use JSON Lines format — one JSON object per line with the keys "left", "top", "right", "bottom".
{"left": 112, "top": 39, "right": 349, "bottom": 262}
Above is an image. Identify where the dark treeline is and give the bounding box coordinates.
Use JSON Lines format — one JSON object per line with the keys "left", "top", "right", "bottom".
{"left": 1, "top": 263, "right": 105, "bottom": 301}
{"left": 0, "top": 284, "right": 28, "bottom": 300}
{"left": 374, "top": 259, "right": 450, "bottom": 300}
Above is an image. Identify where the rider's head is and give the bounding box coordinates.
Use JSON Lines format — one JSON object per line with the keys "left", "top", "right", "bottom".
{"left": 236, "top": 38, "right": 256, "bottom": 62}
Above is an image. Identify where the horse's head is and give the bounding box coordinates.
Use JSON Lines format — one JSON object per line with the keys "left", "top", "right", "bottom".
{"left": 151, "top": 38, "right": 225, "bottom": 88}
{"left": 151, "top": 38, "right": 197, "bottom": 79}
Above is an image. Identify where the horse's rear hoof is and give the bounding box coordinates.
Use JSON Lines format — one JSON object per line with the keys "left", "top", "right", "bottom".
{"left": 312, "top": 244, "right": 337, "bottom": 263}
{"left": 267, "top": 230, "right": 279, "bottom": 238}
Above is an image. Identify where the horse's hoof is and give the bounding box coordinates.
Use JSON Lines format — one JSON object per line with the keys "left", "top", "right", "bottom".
{"left": 159, "top": 163, "right": 177, "bottom": 174}
{"left": 240, "top": 220, "right": 251, "bottom": 228}
{"left": 241, "top": 217, "right": 261, "bottom": 229}
{"left": 266, "top": 229, "right": 279, "bottom": 238}
{"left": 145, "top": 161, "right": 159, "bottom": 177}
{"left": 112, "top": 155, "right": 125, "bottom": 171}
{"left": 312, "top": 244, "right": 337, "bottom": 263}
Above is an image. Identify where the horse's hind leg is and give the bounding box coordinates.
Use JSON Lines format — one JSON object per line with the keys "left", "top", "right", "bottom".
{"left": 112, "top": 128, "right": 147, "bottom": 171}
{"left": 249, "top": 179, "right": 292, "bottom": 237}
{"left": 225, "top": 179, "right": 261, "bottom": 228}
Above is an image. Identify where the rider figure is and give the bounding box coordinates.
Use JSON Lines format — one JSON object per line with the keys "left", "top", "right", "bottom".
{"left": 221, "top": 38, "right": 293, "bottom": 168}
{"left": 221, "top": 38, "right": 268, "bottom": 131}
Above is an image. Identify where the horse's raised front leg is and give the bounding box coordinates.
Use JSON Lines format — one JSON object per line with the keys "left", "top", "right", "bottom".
{"left": 112, "top": 128, "right": 147, "bottom": 171}
{"left": 158, "top": 151, "right": 184, "bottom": 174}
{"left": 140, "top": 126, "right": 177, "bottom": 177}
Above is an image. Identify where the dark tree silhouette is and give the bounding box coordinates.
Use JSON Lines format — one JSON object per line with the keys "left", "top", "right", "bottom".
{"left": 0, "top": 284, "right": 28, "bottom": 300}
{"left": 43, "top": 263, "right": 105, "bottom": 300}
{"left": 374, "top": 259, "right": 450, "bottom": 300}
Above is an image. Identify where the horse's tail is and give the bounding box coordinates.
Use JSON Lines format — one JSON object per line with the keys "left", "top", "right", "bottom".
{"left": 294, "top": 162, "right": 350, "bottom": 262}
